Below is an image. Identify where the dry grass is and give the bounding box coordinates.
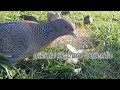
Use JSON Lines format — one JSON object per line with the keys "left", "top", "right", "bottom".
{"left": 50, "top": 25, "right": 96, "bottom": 53}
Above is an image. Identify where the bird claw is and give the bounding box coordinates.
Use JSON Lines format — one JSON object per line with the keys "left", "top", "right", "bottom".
{"left": 9, "top": 62, "right": 16, "bottom": 66}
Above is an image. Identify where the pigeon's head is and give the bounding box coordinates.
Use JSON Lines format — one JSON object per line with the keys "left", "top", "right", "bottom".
{"left": 50, "top": 18, "right": 76, "bottom": 38}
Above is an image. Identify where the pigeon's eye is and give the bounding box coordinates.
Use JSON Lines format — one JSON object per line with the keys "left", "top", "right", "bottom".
{"left": 65, "top": 26, "right": 68, "bottom": 28}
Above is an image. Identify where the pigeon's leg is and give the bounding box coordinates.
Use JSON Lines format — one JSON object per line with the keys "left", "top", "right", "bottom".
{"left": 7, "top": 59, "right": 17, "bottom": 66}
{"left": 4, "top": 55, "right": 18, "bottom": 66}
{"left": 9, "top": 62, "right": 16, "bottom": 66}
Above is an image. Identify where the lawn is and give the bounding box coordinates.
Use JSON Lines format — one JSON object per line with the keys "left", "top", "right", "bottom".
{"left": 0, "top": 11, "right": 119, "bottom": 79}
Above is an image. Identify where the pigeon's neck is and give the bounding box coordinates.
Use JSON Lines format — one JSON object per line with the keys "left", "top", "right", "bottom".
{"left": 48, "top": 22, "right": 65, "bottom": 38}
{"left": 33, "top": 23, "right": 59, "bottom": 51}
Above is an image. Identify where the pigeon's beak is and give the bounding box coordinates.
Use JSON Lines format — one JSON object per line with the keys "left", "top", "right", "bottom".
{"left": 70, "top": 31, "right": 77, "bottom": 38}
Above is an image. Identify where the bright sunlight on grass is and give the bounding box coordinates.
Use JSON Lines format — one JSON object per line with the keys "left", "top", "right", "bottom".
{"left": 0, "top": 11, "right": 119, "bottom": 79}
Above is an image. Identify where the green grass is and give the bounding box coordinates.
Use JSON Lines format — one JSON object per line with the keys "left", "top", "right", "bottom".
{"left": 0, "top": 11, "right": 120, "bottom": 79}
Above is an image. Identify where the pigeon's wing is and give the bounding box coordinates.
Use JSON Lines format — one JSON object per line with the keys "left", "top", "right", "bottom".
{"left": 0, "top": 22, "right": 29, "bottom": 59}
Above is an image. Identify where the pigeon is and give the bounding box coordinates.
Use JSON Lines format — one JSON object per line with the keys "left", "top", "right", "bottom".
{"left": 19, "top": 15, "right": 38, "bottom": 22}
{"left": 61, "top": 11, "right": 70, "bottom": 15}
{"left": 84, "top": 15, "right": 93, "bottom": 25}
{"left": 47, "top": 12, "right": 61, "bottom": 22}
{"left": 0, "top": 18, "right": 76, "bottom": 65}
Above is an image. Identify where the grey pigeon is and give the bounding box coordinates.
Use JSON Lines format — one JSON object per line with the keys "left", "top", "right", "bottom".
{"left": 19, "top": 15, "right": 39, "bottom": 22}
{"left": 0, "top": 19, "right": 76, "bottom": 65}
{"left": 84, "top": 15, "right": 93, "bottom": 25}
{"left": 61, "top": 11, "right": 70, "bottom": 15}
{"left": 47, "top": 12, "right": 61, "bottom": 22}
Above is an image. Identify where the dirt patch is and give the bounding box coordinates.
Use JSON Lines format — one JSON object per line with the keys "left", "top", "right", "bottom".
{"left": 49, "top": 25, "right": 97, "bottom": 53}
